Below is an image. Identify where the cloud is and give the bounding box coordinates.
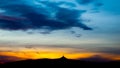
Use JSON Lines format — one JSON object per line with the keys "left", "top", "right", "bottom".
{"left": 76, "top": 0, "right": 103, "bottom": 13}
{"left": 84, "top": 47, "right": 120, "bottom": 55}
{"left": 80, "top": 55, "right": 112, "bottom": 62}
{"left": 97, "top": 47, "right": 120, "bottom": 55}
{"left": 0, "top": 55, "right": 23, "bottom": 63}
{"left": 45, "top": 44, "right": 120, "bottom": 55}
{"left": 0, "top": 0, "right": 103, "bottom": 34}
{"left": 76, "top": 0, "right": 94, "bottom": 4}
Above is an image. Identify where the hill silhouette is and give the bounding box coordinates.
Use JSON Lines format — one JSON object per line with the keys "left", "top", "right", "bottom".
{"left": 79, "top": 55, "right": 112, "bottom": 62}
{"left": 0, "top": 56, "right": 120, "bottom": 67}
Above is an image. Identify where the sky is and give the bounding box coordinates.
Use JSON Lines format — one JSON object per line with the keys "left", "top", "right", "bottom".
{"left": 0, "top": 0, "right": 120, "bottom": 63}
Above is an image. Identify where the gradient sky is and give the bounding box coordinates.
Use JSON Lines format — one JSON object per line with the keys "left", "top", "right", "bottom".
{"left": 0, "top": 0, "right": 120, "bottom": 62}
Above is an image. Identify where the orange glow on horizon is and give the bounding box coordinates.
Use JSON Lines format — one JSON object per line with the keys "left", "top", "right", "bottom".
{"left": 0, "top": 51, "right": 120, "bottom": 61}
{"left": 0, "top": 47, "right": 120, "bottom": 62}
{"left": 0, "top": 51, "right": 95, "bottom": 59}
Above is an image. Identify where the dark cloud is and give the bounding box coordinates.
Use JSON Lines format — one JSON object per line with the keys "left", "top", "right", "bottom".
{"left": 0, "top": 0, "right": 93, "bottom": 33}
{"left": 76, "top": 0, "right": 103, "bottom": 13}
{"left": 79, "top": 55, "right": 112, "bottom": 62}
{"left": 85, "top": 47, "right": 120, "bottom": 55}
{"left": 95, "top": 3, "right": 103, "bottom": 7}
{"left": 0, "top": 55, "right": 23, "bottom": 63}
{"left": 39, "top": 44, "right": 120, "bottom": 55}
{"left": 76, "top": 0, "right": 94, "bottom": 4}
{"left": 98, "top": 47, "right": 120, "bottom": 55}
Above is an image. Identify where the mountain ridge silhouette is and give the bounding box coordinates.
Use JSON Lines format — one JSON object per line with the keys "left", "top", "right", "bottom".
{"left": 0, "top": 56, "right": 120, "bottom": 67}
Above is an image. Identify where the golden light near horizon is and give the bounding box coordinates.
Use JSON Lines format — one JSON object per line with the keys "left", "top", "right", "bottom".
{"left": 0, "top": 51, "right": 120, "bottom": 60}
{"left": 0, "top": 46, "right": 120, "bottom": 61}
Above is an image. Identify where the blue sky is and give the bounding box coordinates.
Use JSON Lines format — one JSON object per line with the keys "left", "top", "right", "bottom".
{"left": 0, "top": 0, "right": 120, "bottom": 54}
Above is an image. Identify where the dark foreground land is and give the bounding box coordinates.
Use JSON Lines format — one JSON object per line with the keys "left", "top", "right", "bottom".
{"left": 0, "top": 57, "right": 120, "bottom": 67}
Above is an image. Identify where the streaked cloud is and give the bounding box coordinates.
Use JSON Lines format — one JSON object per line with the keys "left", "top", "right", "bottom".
{"left": 0, "top": 0, "right": 103, "bottom": 34}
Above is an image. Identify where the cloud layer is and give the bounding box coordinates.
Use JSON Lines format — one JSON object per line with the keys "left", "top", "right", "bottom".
{"left": 0, "top": 0, "right": 102, "bottom": 33}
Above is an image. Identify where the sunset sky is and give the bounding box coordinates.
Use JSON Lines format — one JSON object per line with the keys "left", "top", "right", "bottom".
{"left": 0, "top": 0, "right": 120, "bottom": 63}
